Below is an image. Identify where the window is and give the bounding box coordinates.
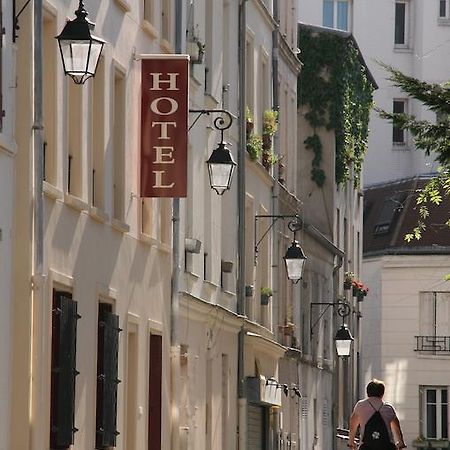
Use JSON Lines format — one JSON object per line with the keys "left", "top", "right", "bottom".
{"left": 95, "top": 303, "right": 121, "bottom": 449}
{"left": 323, "top": 0, "right": 350, "bottom": 31}
{"left": 67, "top": 81, "right": 83, "bottom": 197}
{"left": 373, "top": 193, "right": 406, "bottom": 235}
{"left": 417, "top": 292, "right": 450, "bottom": 354}
{"left": 143, "top": 0, "right": 154, "bottom": 24}
{"left": 421, "top": 386, "right": 448, "bottom": 439}
{"left": 245, "top": 34, "right": 255, "bottom": 120}
{"left": 91, "top": 58, "right": 105, "bottom": 208}
{"left": 50, "top": 291, "right": 80, "bottom": 449}
{"left": 395, "top": 1, "right": 408, "bottom": 45}
{"left": 43, "top": 11, "right": 57, "bottom": 184}
{"left": 112, "top": 68, "right": 126, "bottom": 221}
{"left": 141, "top": 198, "right": 171, "bottom": 243}
{"left": 392, "top": 99, "right": 406, "bottom": 145}
{"left": 148, "top": 334, "right": 162, "bottom": 450}
{"left": 0, "top": 3, "right": 4, "bottom": 132}
{"left": 161, "top": 0, "right": 171, "bottom": 41}
{"left": 439, "top": 0, "right": 449, "bottom": 18}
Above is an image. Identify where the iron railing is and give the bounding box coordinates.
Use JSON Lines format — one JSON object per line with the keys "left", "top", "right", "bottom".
{"left": 415, "top": 336, "right": 450, "bottom": 353}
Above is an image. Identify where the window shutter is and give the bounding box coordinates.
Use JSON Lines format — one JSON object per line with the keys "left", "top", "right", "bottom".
{"left": 96, "top": 305, "right": 121, "bottom": 449}
{"left": 148, "top": 334, "right": 162, "bottom": 450}
{"left": 50, "top": 292, "right": 80, "bottom": 449}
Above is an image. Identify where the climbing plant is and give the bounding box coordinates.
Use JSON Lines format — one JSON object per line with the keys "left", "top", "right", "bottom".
{"left": 297, "top": 27, "right": 375, "bottom": 187}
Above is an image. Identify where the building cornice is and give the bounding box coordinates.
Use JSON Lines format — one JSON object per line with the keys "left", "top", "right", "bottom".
{"left": 180, "top": 291, "right": 244, "bottom": 334}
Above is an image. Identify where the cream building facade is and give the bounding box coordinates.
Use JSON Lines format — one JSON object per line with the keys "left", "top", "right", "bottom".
{"left": 5, "top": 1, "right": 373, "bottom": 450}
{"left": 0, "top": 1, "right": 18, "bottom": 448}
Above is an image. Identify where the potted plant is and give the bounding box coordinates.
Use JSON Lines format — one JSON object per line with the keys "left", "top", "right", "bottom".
{"left": 262, "top": 109, "right": 278, "bottom": 138}
{"left": 245, "top": 285, "right": 254, "bottom": 297}
{"left": 260, "top": 287, "right": 273, "bottom": 305}
{"left": 246, "top": 134, "right": 262, "bottom": 161}
{"left": 245, "top": 106, "right": 254, "bottom": 138}
{"left": 262, "top": 109, "right": 278, "bottom": 170}
{"left": 279, "top": 322, "right": 295, "bottom": 335}
{"left": 344, "top": 271, "right": 355, "bottom": 290}
{"left": 186, "top": 31, "right": 205, "bottom": 64}
{"left": 262, "top": 149, "right": 278, "bottom": 170}
{"left": 352, "top": 279, "right": 369, "bottom": 300}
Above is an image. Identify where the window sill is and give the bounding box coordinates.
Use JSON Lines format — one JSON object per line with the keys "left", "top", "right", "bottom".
{"left": 139, "top": 233, "right": 159, "bottom": 246}
{"left": 64, "top": 193, "right": 88, "bottom": 212}
{"left": 392, "top": 143, "right": 410, "bottom": 151}
{"left": 111, "top": 218, "right": 130, "bottom": 234}
{"left": 438, "top": 17, "right": 450, "bottom": 26}
{"left": 393, "top": 45, "right": 413, "bottom": 53}
{"left": 139, "top": 233, "right": 171, "bottom": 252}
{"left": 142, "top": 20, "right": 159, "bottom": 40}
{"left": 43, "top": 181, "right": 63, "bottom": 200}
{"left": 114, "top": 0, "right": 131, "bottom": 12}
{"left": 89, "top": 206, "right": 109, "bottom": 224}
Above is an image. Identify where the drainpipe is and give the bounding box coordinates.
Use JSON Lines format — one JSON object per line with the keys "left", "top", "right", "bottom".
{"left": 332, "top": 253, "right": 344, "bottom": 450}
{"left": 271, "top": 0, "right": 280, "bottom": 328}
{"left": 31, "top": 0, "right": 46, "bottom": 447}
{"left": 238, "top": 1, "right": 247, "bottom": 449}
{"left": 171, "top": 2, "right": 184, "bottom": 450}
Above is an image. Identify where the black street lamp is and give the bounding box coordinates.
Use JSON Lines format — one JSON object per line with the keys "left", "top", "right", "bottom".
{"left": 189, "top": 109, "right": 236, "bottom": 195}
{"left": 310, "top": 301, "right": 353, "bottom": 358}
{"left": 254, "top": 215, "right": 307, "bottom": 283}
{"left": 206, "top": 142, "right": 237, "bottom": 195}
{"left": 334, "top": 323, "right": 354, "bottom": 358}
{"left": 56, "top": 0, "right": 106, "bottom": 84}
{"left": 283, "top": 239, "right": 307, "bottom": 283}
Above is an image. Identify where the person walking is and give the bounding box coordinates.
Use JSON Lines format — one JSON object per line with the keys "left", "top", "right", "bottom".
{"left": 348, "top": 379, "right": 407, "bottom": 450}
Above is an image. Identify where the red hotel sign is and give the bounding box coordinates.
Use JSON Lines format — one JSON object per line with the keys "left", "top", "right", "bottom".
{"left": 141, "top": 56, "right": 189, "bottom": 197}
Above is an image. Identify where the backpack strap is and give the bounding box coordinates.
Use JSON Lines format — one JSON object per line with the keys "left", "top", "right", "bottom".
{"left": 367, "top": 400, "right": 384, "bottom": 412}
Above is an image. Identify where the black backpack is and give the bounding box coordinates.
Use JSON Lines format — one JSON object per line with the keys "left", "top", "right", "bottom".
{"left": 361, "top": 402, "right": 396, "bottom": 450}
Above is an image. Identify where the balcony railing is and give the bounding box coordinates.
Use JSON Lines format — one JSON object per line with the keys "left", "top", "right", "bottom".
{"left": 415, "top": 336, "right": 450, "bottom": 354}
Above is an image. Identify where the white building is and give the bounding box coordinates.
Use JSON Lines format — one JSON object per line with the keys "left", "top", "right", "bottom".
{"left": 363, "top": 178, "right": 450, "bottom": 449}
{"left": 296, "top": 2, "right": 450, "bottom": 449}
{"left": 0, "top": 1, "right": 18, "bottom": 448}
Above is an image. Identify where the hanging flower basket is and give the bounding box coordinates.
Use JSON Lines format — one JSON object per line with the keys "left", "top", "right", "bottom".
{"left": 344, "top": 271, "right": 355, "bottom": 290}
{"left": 352, "top": 279, "right": 369, "bottom": 299}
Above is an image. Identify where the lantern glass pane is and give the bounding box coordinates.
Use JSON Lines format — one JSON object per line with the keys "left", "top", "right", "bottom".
{"left": 335, "top": 339, "right": 352, "bottom": 357}
{"left": 86, "top": 41, "right": 104, "bottom": 74}
{"left": 208, "top": 163, "right": 234, "bottom": 195}
{"left": 60, "top": 39, "right": 92, "bottom": 73}
{"left": 285, "top": 258, "right": 305, "bottom": 281}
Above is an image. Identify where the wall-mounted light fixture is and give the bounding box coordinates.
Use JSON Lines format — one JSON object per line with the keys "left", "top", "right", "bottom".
{"left": 189, "top": 109, "right": 236, "bottom": 195}
{"left": 56, "top": 0, "right": 106, "bottom": 84}
{"left": 310, "top": 301, "right": 353, "bottom": 358}
{"left": 254, "top": 215, "right": 307, "bottom": 283}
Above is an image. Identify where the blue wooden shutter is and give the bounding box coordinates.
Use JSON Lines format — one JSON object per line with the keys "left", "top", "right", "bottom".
{"left": 96, "top": 304, "right": 121, "bottom": 449}
{"left": 50, "top": 291, "right": 80, "bottom": 449}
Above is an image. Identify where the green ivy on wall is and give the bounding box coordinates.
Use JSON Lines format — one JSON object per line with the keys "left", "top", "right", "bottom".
{"left": 297, "top": 27, "right": 375, "bottom": 187}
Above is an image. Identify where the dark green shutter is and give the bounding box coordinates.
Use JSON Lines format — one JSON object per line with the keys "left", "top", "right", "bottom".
{"left": 96, "top": 304, "right": 121, "bottom": 449}
{"left": 50, "top": 292, "right": 80, "bottom": 449}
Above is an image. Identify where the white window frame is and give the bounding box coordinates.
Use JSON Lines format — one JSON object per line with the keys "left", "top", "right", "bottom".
{"left": 323, "top": 0, "right": 351, "bottom": 31}
{"left": 421, "top": 386, "right": 449, "bottom": 440}
{"left": 439, "top": 0, "right": 449, "bottom": 18}
{"left": 394, "top": 1, "right": 409, "bottom": 47}
{"left": 438, "top": 0, "right": 450, "bottom": 25}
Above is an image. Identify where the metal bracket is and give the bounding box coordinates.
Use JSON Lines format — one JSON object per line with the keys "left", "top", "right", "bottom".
{"left": 188, "top": 109, "right": 235, "bottom": 142}
{"left": 310, "top": 301, "right": 351, "bottom": 338}
{"left": 254, "top": 214, "right": 302, "bottom": 265}
{"left": 13, "top": 0, "right": 33, "bottom": 42}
